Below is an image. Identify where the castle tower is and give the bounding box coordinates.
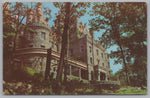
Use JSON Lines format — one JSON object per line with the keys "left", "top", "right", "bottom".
{"left": 17, "top": 2, "right": 53, "bottom": 71}
{"left": 24, "top": 2, "right": 51, "bottom": 49}
{"left": 3, "top": 2, "right": 11, "bottom": 17}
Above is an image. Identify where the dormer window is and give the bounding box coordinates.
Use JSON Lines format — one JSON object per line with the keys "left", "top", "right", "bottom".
{"left": 41, "top": 32, "right": 45, "bottom": 40}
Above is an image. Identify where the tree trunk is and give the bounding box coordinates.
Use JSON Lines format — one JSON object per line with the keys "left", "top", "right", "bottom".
{"left": 118, "top": 44, "right": 129, "bottom": 86}
{"left": 45, "top": 48, "right": 52, "bottom": 80}
{"left": 56, "top": 3, "right": 71, "bottom": 82}
{"left": 64, "top": 30, "right": 70, "bottom": 82}
{"left": 112, "top": 4, "right": 130, "bottom": 85}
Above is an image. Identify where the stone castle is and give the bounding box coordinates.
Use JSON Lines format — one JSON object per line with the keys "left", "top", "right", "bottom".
{"left": 4, "top": 3, "right": 111, "bottom": 82}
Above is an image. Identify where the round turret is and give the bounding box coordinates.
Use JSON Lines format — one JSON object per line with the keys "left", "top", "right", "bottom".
{"left": 24, "top": 23, "right": 51, "bottom": 49}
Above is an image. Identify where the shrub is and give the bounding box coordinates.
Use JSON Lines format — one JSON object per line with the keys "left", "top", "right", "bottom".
{"left": 115, "top": 86, "right": 147, "bottom": 95}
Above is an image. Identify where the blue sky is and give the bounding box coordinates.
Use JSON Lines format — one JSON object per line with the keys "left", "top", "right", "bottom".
{"left": 11, "top": 2, "right": 123, "bottom": 74}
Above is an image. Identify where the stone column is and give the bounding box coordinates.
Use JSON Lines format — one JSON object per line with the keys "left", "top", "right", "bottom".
{"left": 105, "top": 74, "right": 108, "bottom": 81}
{"left": 79, "top": 68, "right": 81, "bottom": 80}
{"left": 42, "top": 57, "right": 45, "bottom": 71}
{"left": 32, "top": 57, "right": 37, "bottom": 68}
{"left": 69, "top": 65, "right": 72, "bottom": 76}
{"left": 62, "top": 68, "right": 64, "bottom": 79}
{"left": 43, "top": 58, "right": 46, "bottom": 71}
{"left": 98, "top": 71, "right": 100, "bottom": 81}
{"left": 88, "top": 72, "right": 91, "bottom": 81}
{"left": 36, "top": 57, "right": 40, "bottom": 70}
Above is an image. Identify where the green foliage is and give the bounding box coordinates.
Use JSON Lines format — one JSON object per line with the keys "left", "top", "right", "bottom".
{"left": 115, "top": 87, "right": 147, "bottom": 95}
{"left": 90, "top": 2, "right": 147, "bottom": 86}
{"left": 3, "top": 21, "right": 16, "bottom": 59}
{"left": 76, "top": 28, "right": 83, "bottom": 37}
{"left": 3, "top": 61, "right": 44, "bottom": 83}
{"left": 3, "top": 80, "right": 146, "bottom": 95}
{"left": 53, "top": 2, "right": 90, "bottom": 82}
{"left": 26, "top": 67, "right": 40, "bottom": 76}
{"left": 85, "top": 88, "right": 93, "bottom": 93}
{"left": 3, "top": 70, "right": 146, "bottom": 95}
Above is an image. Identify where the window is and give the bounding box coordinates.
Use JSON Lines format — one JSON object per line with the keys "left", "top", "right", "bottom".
{"left": 89, "top": 46, "right": 92, "bottom": 53}
{"left": 101, "top": 53, "right": 103, "bottom": 58}
{"left": 28, "top": 32, "right": 33, "bottom": 40}
{"left": 105, "top": 54, "right": 107, "bottom": 59}
{"left": 90, "top": 57, "right": 92, "bottom": 64}
{"left": 41, "top": 32, "right": 45, "bottom": 40}
{"left": 51, "top": 42, "right": 54, "bottom": 48}
{"left": 29, "top": 44, "right": 33, "bottom": 47}
{"left": 104, "top": 53, "right": 106, "bottom": 59}
{"left": 53, "top": 67, "right": 56, "bottom": 71}
{"left": 109, "top": 71, "right": 111, "bottom": 74}
{"left": 102, "top": 63, "right": 104, "bottom": 67}
{"left": 41, "top": 45, "right": 45, "bottom": 48}
{"left": 37, "top": 16, "right": 40, "bottom": 21}
{"left": 96, "top": 49, "right": 98, "bottom": 55}
{"left": 108, "top": 62, "right": 110, "bottom": 68}
{"left": 97, "top": 59, "right": 100, "bottom": 65}
{"left": 80, "top": 45, "right": 84, "bottom": 52}
{"left": 107, "top": 54, "right": 109, "bottom": 59}
{"left": 57, "top": 45, "right": 59, "bottom": 52}
{"left": 70, "top": 49, "right": 73, "bottom": 56}
{"left": 81, "top": 49, "right": 84, "bottom": 52}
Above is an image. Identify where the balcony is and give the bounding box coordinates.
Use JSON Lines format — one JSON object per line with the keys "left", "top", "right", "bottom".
{"left": 14, "top": 48, "right": 87, "bottom": 69}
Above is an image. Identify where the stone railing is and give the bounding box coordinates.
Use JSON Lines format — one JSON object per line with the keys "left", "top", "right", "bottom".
{"left": 98, "top": 80, "right": 120, "bottom": 85}
{"left": 91, "top": 80, "right": 120, "bottom": 85}
{"left": 52, "top": 50, "right": 87, "bottom": 69}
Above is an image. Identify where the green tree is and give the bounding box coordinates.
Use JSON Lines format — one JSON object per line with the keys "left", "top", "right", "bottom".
{"left": 3, "top": 2, "right": 18, "bottom": 81}
{"left": 53, "top": 2, "right": 90, "bottom": 83}
{"left": 55, "top": 2, "right": 71, "bottom": 83}
{"left": 89, "top": 2, "right": 147, "bottom": 86}
{"left": 3, "top": 2, "right": 52, "bottom": 82}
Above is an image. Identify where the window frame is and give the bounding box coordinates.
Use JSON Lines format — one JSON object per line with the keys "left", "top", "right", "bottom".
{"left": 41, "top": 32, "right": 46, "bottom": 40}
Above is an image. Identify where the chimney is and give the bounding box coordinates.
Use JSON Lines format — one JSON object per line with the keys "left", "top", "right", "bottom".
{"left": 89, "top": 28, "right": 95, "bottom": 40}
{"left": 74, "top": 16, "right": 79, "bottom": 28}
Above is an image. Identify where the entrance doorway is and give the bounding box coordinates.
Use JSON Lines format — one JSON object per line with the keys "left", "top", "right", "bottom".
{"left": 100, "top": 72, "right": 106, "bottom": 80}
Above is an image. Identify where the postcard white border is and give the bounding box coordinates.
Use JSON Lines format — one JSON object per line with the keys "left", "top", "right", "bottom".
{"left": 0, "top": 0, "right": 149, "bottom": 98}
